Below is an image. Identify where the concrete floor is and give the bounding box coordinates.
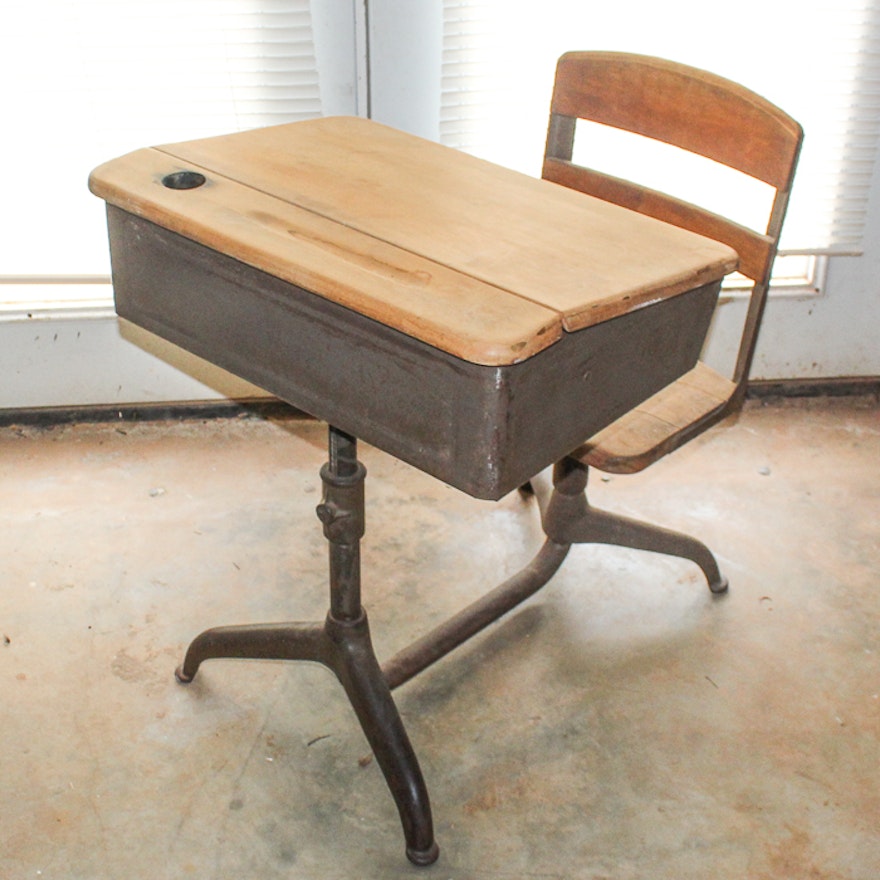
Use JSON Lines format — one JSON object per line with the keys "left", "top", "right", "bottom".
{"left": 1, "top": 396, "right": 878, "bottom": 879}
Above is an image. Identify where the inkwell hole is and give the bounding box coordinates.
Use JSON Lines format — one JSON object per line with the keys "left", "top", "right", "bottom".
{"left": 162, "top": 170, "right": 206, "bottom": 190}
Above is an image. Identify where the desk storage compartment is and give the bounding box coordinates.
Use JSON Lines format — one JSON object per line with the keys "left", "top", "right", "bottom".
{"left": 107, "top": 206, "right": 721, "bottom": 499}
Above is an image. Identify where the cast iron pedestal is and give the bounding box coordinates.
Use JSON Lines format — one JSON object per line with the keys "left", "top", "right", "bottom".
{"left": 174, "top": 425, "right": 727, "bottom": 865}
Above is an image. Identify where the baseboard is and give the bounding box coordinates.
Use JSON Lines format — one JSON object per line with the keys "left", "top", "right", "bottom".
{"left": 1, "top": 377, "right": 877, "bottom": 429}
{"left": 747, "top": 376, "right": 880, "bottom": 399}
{"left": 0, "top": 397, "right": 308, "bottom": 429}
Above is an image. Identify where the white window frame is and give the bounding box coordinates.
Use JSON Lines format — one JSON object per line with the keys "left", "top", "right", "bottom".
{"left": 0, "top": 1, "right": 362, "bottom": 409}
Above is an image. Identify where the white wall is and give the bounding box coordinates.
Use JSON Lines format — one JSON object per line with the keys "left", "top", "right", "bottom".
{"left": 724, "top": 132, "right": 880, "bottom": 380}
{"left": 754, "top": 222, "right": 880, "bottom": 379}
{"left": 0, "top": 315, "right": 267, "bottom": 410}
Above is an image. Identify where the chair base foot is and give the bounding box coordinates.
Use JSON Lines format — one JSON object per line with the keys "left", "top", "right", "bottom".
{"left": 174, "top": 612, "right": 438, "bottom": 864}
{"left": 709, "top": 575, "right": 729, "bottom": 595}
{"left": 407, "top": 841, "right": 441, "bottom": 866}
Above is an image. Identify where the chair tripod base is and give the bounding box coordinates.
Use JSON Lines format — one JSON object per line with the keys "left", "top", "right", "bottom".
{"left": 538, "top": 457, "right": 729, "bottom": 594}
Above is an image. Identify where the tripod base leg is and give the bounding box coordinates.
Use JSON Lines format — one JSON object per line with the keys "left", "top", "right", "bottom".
{"left": 541, "top": 458, "right": 729, "bottom": 594}
{"left": 174, "top": 621, "right": 327, "bottom": 682}
{"left": 174, "top": 611, "right": 438, "bottom": 866}
{"left": 326, "top": 613, "right": 438, "bottom": 865}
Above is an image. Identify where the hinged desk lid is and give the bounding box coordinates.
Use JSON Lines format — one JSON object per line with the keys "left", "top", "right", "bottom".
{"left": 89, "top": 116, "right": 737, "bottom": 366}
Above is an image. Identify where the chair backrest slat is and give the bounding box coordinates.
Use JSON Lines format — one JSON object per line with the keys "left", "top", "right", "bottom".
{"left": 542, "top": 155, "right": 775, "bottom": 282}
{"left": 549, "top": 52, "right": 802, "bottom": 188}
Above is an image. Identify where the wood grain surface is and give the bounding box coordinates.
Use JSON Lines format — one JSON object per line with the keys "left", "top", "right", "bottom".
{"left": 90, "top": 117, "right": 737, "bottom": 364}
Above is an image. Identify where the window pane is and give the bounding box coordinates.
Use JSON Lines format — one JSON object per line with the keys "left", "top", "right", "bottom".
{"left": 441, "top": 0, "right": 880, "bottom": 255}
{"left": 0, "top": 0, "right": 322, "bottom": 287}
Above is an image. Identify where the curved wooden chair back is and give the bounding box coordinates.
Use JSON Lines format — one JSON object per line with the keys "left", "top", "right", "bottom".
{"left": 545, "top": 52, "right": 803, "bottom": 472}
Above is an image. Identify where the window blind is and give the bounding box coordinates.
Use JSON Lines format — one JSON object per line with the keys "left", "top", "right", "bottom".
{"left": 0, "top": 0, "right": 322, "bottom": 304}
{"left": 441, "top": 0, "right": 880, "bottom": 256}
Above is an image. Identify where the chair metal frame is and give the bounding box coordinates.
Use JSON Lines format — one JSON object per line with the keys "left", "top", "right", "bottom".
{"left": 535, "top": 51, "right": 803, "bottom": 584}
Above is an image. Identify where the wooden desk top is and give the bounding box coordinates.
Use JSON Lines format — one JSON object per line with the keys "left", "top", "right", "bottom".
{"left": 89, "top": 116, "right": 737, "bottom": 366}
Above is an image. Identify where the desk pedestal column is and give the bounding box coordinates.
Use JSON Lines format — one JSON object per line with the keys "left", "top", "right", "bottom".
{"left": 174, "top": 426, "right": 438, "bottom": 867}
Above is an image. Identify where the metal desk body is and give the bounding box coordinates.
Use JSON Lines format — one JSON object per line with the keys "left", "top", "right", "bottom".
{"left": 89, "top": 117, "right": 737, "bottom": 864}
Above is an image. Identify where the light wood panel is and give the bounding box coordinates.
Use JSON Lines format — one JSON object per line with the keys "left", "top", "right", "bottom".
{"left": 152, "top": 117, "right": 736, "bottom": 331}
{"left": 550, "top": 51, "right": 803, "bottom": 189}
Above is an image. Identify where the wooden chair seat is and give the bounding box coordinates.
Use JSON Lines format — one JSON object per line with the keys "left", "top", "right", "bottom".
{"left": 572, "top": 361, "right": 737, "bottom": 474}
